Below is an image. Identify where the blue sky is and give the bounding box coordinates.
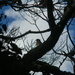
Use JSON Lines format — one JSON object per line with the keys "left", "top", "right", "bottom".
{"left": 0, "top": 5, "right": 17, "bottom": 27}
{"left": 69, "top": 18, "right": 75, "bottom": 44}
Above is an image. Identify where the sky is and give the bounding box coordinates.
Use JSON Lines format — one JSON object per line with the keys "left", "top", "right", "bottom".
{"left": 3, "top": 5, "right": 50, "bottom": 42}
{"left": 0, "top": 0, "right": 75, "bottom": 74}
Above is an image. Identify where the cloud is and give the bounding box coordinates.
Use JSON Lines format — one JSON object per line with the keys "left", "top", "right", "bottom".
{"left": 4, "top": 7, "right": 22, "bottom": 19}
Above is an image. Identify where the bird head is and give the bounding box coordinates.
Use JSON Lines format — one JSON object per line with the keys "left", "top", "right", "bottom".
{"left": 36, "top": 39, "right": 42, "bottom": 46}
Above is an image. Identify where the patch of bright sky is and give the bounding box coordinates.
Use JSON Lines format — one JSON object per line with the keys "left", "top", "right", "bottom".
{"left": 60, "top": 60, "right": 73, "bottom": 73}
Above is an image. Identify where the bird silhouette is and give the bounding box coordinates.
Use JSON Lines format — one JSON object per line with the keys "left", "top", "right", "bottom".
{"left": 36, "top": 39, "right": 42, "bottom": 46}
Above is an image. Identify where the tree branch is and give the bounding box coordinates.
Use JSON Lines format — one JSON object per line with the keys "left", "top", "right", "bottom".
{"left": 47, "top": 0, "right": 56, "bottom": 31}
{"left": 31, "top": 61, "right": 74, "bottom": 75}
{"left": 22, "top": 3, "right": 75, "bottom": 66}
{"left": 0, "top": 29, "right": 50, "bottom": 40}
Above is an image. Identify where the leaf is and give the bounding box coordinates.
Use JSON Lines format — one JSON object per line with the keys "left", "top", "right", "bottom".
{"left": 1, "top": 46, "right": 5, "bottom": 49}
{"left": 0, "top": 28, "right": 3, "bottom": 34}
{"left": 0, "top": 41, "right": 2, "bottom": 49}
{"left": 4, "top": 15, "right": 7, "bottom": 19}
{"left": 10, "top": 43, "right": 18, "bottom": 49}
{"left": 17, "top": 0, "right": 22, "bottom": 5}
{"left": 2, "top": 24, "right": 7, "bottom": 32}
{"left": 10, "top": 43, "right": 22, "bottom": 54}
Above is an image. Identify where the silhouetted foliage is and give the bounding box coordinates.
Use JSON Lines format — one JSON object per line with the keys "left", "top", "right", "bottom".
{"left": 2, "top": 24, "right": 7, "bottom": 32}
{"left": 10, "top": 43, "right": 22, "bottom": 54}
{"left": 0, "top": 0, "right": 75, "bottom": 75}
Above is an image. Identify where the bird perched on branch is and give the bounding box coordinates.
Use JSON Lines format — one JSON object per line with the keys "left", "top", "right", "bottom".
{"left": 36, "top": 39, "right": 42, "bottom": 46}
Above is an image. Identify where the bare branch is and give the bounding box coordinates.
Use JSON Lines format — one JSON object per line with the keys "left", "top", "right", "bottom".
{"left": 22, "top": 2, "right": 75, "bottom": 66}
{"left": 0, "top": 29, "right": 50, "bottom": 40}
{"left": 47, "top": 0, "right": 56, "bottom": 31}
{"left": 31, "top": 61, "right": 74, "bottom": 75}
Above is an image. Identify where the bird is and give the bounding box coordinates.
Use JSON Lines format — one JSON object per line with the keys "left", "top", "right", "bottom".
{"left": 36, "top": 39, "right": 42, "bottom": 46}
